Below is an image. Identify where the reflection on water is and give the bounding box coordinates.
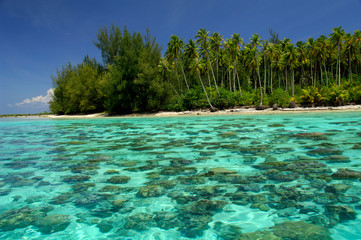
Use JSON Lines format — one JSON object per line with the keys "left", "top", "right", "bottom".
{"left": 0, "top": 112, "right": 361, "bottom": 239}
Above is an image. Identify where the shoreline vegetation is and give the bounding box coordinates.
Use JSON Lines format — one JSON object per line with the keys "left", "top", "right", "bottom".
{"left": 19, "top": 25, "right": 361, "bottom": 116}
{"left": 2, "top": 104, "right": 361, "bottom": 119}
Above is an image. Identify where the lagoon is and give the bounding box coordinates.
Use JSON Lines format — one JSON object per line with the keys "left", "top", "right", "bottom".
{"left": 0, "top": 112, "right": 361, "bottom": 239}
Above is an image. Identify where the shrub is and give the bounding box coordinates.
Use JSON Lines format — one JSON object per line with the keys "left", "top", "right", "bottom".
{"left": 349, "top": 86, "right": 361, "bottom": 104}
{"left": 299, "top": 86, "right": 326, "bottom": 107}
{"left": 324, "top": 85, "right": 350, "bottom": 106}
{"left": 238, "top": 90, "right": 257, "bottom": 106}
{"left": 269, "top": 88, "right": 291, "bottom": 108}
{"left": 211, "top": 87, "right": 239, "bottom": 109}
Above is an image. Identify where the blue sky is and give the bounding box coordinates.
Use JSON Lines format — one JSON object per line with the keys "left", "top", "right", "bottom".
{"left": 1, "top": 0, "right": 361, "bottom": 114}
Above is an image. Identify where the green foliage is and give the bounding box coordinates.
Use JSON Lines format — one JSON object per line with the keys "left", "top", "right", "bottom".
{"left": 101, "top": 27, "right": 168, "bottom": 114}
{"left": 50, "top": 25, "right": 361, "bottom": 114}
{"left": 210, "top": 87, "right": 239, "bottom": 109}
{"left": 299, "top": 86, "right": 326, "bottom": 107}
{"left": 238, "top": 91, "right": 257, "bottom": 106}
{"left": 349, "top": 85, "right": 361, "bottom": 103}
{"left": 269, "top": 88, "right": 291, "bottom": 107}
{"left": 93, "top": 24, "right": 122, "bottom": 65}
{"left": 324, "top": 84, "right": 350, "bottom": 106}
{"left": 180, "top": 87, "right": 208, "bottom": 110}
{"left": 299, "top": 85, "right": 352, "bottom": 107}
{"left": 49, "top": 60, "right": 104, "bottom": 115}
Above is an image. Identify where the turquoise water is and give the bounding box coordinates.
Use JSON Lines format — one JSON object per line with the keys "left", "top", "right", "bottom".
{"left": 0, "top": 112, "right": 361, "bottom": 239}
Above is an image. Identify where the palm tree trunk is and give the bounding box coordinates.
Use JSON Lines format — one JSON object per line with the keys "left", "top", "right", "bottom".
{"left": 228, "top": 59, "right": 232, "bottom": 91}
{"left": 292, "top": 69, "right": 295, "bottom": 97}
{"left": 179, "top": 62, "right": 190, "bottom": 92}
{"left": 263, "top": 55, "right": 267, "bottom": 96}
{"left": 236, "top": 70, "right": 242, "bottom": 97}
{"left": 197, "top": 71, "right": 214, "bottom": 110}
{"left": 349, "top": 54, "right": 352, "bottom": 82}
{"left": 337, "top": 44, "right": 341, "bottom": 86}
{"left": 278, "top": 74, "right": 281, "bottom": 89}
{"left": 256, "top": 57, "right": 263, "bottom": 105}
{"left": 301, "top": 61, "right": 305, "bottom": 86}
{"left": 285, "top": 68, "right": 288, "bottom": 92}
{"left": 314, "top": 61, "right": 317, "bottom": 87}
{"left": 166, "top": 78, "right": 180, "bottom": 96}
{"left": 207, "top": 70, "right": 211, "bottom": 87}
{"left": 174, "top": 60, "right": 182, "bottom": 91}
{"left": 270, "top": 65, "right": 273, "bottom": 93}
{"left": 320, "top": 63, "right": 324, "bottom": 86}
{"left": 207, "top": 51, "right": 220, "bottom": 96}
{"left": 323, "top": 60, "right": 328, "bottom": 87}
{"left": 310, "top": 60, "right": 314, "bottom": 87}
{"left": 331, "top": 65, "right": 334, "bottom": 83}
{"left": 233, "top": 62, "right": 237, "bottom": 92}
{"left": 221, "top": 67, "right": 225, "bottom": 88}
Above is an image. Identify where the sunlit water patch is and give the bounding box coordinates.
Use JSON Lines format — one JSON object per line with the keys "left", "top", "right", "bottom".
{"left": 0, "top": 112, "right": 361, "bottom": 239}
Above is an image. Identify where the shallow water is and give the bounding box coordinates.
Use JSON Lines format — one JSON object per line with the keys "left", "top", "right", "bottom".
{"left": 0, "top": 112, "right": 361, "bottom": 239}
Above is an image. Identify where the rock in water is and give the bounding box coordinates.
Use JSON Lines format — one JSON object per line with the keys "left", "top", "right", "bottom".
{"left": 331, "top": 169, "right": 361, "bottom": 180}
{"left": 289, "top": 101, "right": 297, "bottom": 108}
{"left": 325, "top": 205, "right": 357, "bottom": 222}
{"left": 208, "top": 167, "right": 237, "bottom": 175}
{"left": 0, "top": 207, "right": 45, "bottom": 231}
{"left": 272, "top": 103, "right": 278, "bottom": 110}
{"left": 137, "top": 185, "right": 165, "bottom": 197}
{"left": 256, "top": 105, "right": 267, "bottom": 110}
{"left": 106, "top": 175, "right": 130, "bottom": 184}
{"left": 271, "top": 221, "right": 332, "bottom": 240}
{"left": 34, "top": 214, "right": 70, "bottom": 234}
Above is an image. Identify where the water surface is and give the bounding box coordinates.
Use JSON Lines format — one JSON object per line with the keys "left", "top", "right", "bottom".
{"left": 0, "top": 112, "right": 361, "bottom": 239}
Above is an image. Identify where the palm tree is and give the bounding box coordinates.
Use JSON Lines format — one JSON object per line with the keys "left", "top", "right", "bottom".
{"left": 195, "top": 29, "right": 219, "bottom": 95}
{"left": 250, "top": 34, "right": 263, "bottom": 105}
{"left": 229, "top": 33, "right": 244, "bottom": 95}
{"left": 158, "top": 58, "right": 179, "bottom": 96}
{"left": 306, "top": 38, "right": 317, "bottom": 87}
{"left": 265, "top": 42, "right": 277, "bottom": 92}
{"left": 354, "top": 30, "right": 361, "bottom": 75}
{"left": 315, "top": 36, "right": 331, "bottom": 86}
{"left": 344, "top": 33, "right": 357, "bottom": 82}
{"left": 262, "top": 40, "right": 270, "bottom": 96}
{"left": 272, "top": 43, "right": 284, "bottom": 89}
{"left": 165, "top": 35, "right": 190, "bottom": 92}
{"left": 283, "top": 43, "right": 299, "bottom": 96}
{"left": 210, "top": 32, "right": 223, "bottom": 82}
{"left": 330, "top": 26, "right": 345, "bottom": 85}
{"left": 296, "top": 41, "right": 308, "bottom": 87}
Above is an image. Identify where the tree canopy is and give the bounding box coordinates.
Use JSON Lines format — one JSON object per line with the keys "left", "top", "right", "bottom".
{"left": 50, "top": 25, "right": 361, "bottom": 114}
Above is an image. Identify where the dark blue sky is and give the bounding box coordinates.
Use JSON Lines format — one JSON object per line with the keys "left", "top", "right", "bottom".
{"left": 1, "top": 0, "right": 361, "bottom": 114}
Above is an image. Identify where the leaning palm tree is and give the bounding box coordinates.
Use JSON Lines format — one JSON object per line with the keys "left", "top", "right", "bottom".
{"left": 158, "top": 58, "right": 179, "bottom": 96}
{"left": 195, "top": 29, "right": 219, "bottom": 96}
{"left": 330, "top": 26, "right": 345, "bottom": 85}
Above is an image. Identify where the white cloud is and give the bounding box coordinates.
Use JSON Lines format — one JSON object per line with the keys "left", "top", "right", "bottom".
{"left": 15, "top": 88, "right": 54, "bottom": 106}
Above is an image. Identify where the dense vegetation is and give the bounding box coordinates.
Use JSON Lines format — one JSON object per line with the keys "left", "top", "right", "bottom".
{"left": 50, "top": 25, "right": 361, "bottom": 114}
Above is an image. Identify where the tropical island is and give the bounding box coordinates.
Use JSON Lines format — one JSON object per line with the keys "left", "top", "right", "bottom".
{"left": 49, "top": 25, "right": 361, "bottom": 115}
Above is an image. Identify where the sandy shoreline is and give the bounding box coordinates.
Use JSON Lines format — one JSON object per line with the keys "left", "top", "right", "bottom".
{"left": 45, "top": 105, "right": 361, "bottom": 119}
